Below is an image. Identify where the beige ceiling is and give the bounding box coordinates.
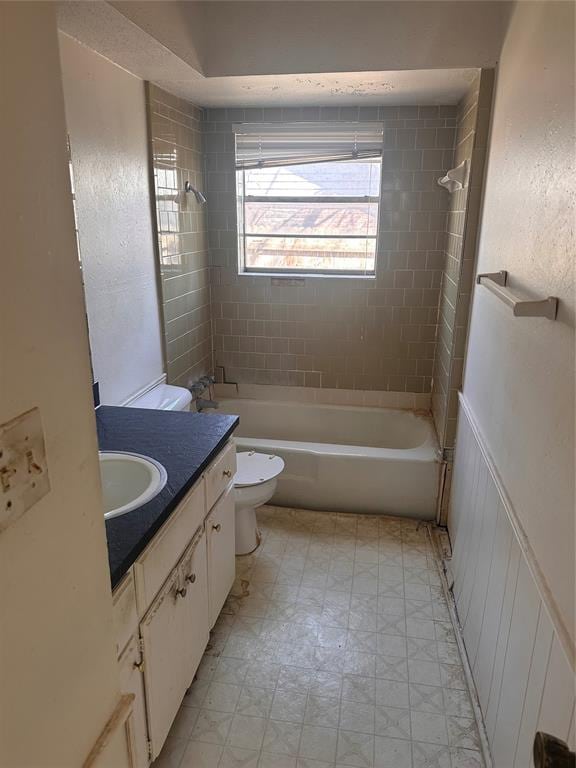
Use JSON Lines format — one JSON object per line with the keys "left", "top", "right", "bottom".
{"left": 58, "top": 1, "right": 510, "bottom": 107}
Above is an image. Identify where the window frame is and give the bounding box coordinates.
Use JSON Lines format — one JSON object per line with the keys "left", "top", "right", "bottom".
{"left": 236, "top": 160, "right": 382, "bottom": 278}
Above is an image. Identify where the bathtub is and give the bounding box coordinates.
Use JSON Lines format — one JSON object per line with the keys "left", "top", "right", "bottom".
{"left": 215, "top": 398, "right": 440, "bottom": 520}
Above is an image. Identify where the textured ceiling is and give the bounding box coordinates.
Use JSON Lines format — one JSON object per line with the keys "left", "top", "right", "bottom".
{"left": 58, "top": 1, "right": 482, "bottom": 107}
{"left": 163, "top": 69, "right": 477, "bottom": 107}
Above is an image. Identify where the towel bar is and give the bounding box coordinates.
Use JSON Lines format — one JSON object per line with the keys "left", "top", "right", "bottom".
{"left": 477, "top": 270, "right": 558, "bottom": 320}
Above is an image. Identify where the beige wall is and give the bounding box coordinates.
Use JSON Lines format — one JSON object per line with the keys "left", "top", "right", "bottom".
{"left": 432, "top": 71, "right": 493, "bottom": 449}
{"left": 60, "top": 33, "right": 165, "bottom": 406}
{"left": 459, "top": 0, "right": 575, "bottom": 652}
{"left": 206, "top": 105, "right": 456, "bottom": 392}
{"left": 147, "top": 85, "right": 212, "bottom": 388}
{"left": 0, "top": 3, "right": 126, "bottom": 765}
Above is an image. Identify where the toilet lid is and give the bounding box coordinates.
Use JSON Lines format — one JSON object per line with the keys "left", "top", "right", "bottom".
{"left": 234, "top": 451, "right": 285, "bottom": 487}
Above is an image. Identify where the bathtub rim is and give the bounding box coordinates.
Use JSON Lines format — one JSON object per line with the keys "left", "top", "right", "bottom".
{"left": 217, "top": 397, "right": 439, "bottom": 461}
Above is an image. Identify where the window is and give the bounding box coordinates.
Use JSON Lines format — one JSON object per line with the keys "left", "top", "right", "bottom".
{"left": 235, "top": 123, "right": 383, "bottom": 275}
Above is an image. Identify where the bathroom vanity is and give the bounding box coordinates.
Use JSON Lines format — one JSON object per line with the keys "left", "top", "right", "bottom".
{"left": 97, "top": 406, "right": 238, "bottom": 765}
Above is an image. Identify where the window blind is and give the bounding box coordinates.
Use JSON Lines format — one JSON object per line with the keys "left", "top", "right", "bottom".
{"left": 234, "top": 122, "right": 384, "bottom": 170}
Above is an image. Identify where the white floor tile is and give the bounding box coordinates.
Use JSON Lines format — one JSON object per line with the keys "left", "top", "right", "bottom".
{"left": 153, "top": 508, "right": 485, "bottom": 768}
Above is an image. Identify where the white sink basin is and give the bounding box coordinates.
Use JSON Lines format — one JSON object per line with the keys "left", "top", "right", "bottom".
{"left": 99, "top": 451, "right": 168, "bottom": 520}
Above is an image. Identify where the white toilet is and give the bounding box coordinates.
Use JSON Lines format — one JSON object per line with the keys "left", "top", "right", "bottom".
{"left": 126, "top": 382, "right": 284, "bottom": 556}
{"left": 233, "top": 451, "right": 285, "bottom": 555}
{"left": 126, "top": 382, "right": 192, "bottom": 411}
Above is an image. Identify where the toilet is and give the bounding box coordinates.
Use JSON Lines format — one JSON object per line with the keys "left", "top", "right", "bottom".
{"left": 126, "top": 382, "right": 283, "bottom": 556}
{"left": 233, "top": 451, "right": 285, "bottom": 555}
{"left": 126, "top": 382, "right": 192, "bottom": 411}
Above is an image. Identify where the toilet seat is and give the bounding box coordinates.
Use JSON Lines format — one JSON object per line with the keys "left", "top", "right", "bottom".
{"left": 234, "top": 451, "right": 285, "bottom": 488}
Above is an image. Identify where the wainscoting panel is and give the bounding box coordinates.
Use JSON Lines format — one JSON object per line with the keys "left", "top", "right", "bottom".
{"left": 448, "top": 396, "right": 575, "bottom": 767}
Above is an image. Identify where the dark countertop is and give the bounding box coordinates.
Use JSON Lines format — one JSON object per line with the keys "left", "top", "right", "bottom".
{"left": 97, "top": 406, "right": 238, "bottom": 590}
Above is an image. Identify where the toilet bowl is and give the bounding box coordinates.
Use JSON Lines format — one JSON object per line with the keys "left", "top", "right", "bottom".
{"left": 234, "top": 451, "right": 285, "bottom": 555}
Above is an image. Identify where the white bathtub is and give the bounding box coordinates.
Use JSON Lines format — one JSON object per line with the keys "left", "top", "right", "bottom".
{"left": 216, "top": 398, "right": 440, "bottom": 520}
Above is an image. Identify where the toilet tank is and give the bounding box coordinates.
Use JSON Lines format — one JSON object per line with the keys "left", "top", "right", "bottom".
{"left": 127, "top": 384, "right": 192, "bottom": 412}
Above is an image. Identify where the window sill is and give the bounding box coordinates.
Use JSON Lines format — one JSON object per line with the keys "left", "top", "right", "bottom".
{"left": 238, "top": 271, "right": 377, "bottom": 281}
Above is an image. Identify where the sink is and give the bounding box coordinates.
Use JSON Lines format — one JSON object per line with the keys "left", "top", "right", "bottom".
{"left": 99, "top": 451, "right": 168, "bottom": 520}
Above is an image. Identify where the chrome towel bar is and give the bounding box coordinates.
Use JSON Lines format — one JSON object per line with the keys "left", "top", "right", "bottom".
{"left": 476, "top": 270, "right": 558, "bottom": 320}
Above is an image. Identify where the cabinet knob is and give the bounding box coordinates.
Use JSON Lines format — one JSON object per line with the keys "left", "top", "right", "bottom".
{"left": 223, "top": 469, "right": 232, "bottom": 478}
{"left": 186, "top": 573, "right": 196, "bottom": 584}
{"left": 212, "top": 523, "right": 222, "bottom": 532}
{"left": 176, "top": 587, "right": 187, "bottom": 598}
{"left": 133, "top": 660, "right": 144, "bottom": 671}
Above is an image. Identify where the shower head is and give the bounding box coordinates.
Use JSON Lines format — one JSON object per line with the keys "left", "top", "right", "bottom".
{"left": 184, "top": 181, "right": 207, "bottom": 204}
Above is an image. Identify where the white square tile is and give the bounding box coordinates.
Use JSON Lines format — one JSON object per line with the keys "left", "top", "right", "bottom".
{"left": 277, "top": 666, "right": 313, "bottom": 694}
{"left": 404, "top": 584, "right": 431, "bottom": 601}
{"left": 236, "top": 687, "right": 274, "bottom": 717}
{"left": 407, "top": 660, "right": 441, "bottom": 687}
{"left": 203, "top": 682, "right": 242, "bottom": 713}
{"left": 348, "top": 630, "right": 378, "bottom": 654}
{"left": 305, "top": 694, "right": 340, "bottom": 728}
{"left": 405, "top": 619, "right": 436, "bottom": 640}
{"left": 262, "top": 720, "right": 302, "bottom": 756}
{"left": 180, "top": 740, "right": 223, "bottom": 768}
{"left": 410, "top": 712, "right": 448, "bottom": 745}
{"left": 227, "top": 715, "right": 267, "bottom": 750}
{"left": 407, "top": 637, "right": 439, "bottom": 662}
{"left": 449, "top": 747, "right": 484, "bottom": 767}
{"left": 411, "top": 741, "right": 451, "bottom": 768}
{"left": 244, "top": 661, "right": 281, "bottom": 689}
{"left": 374, "top": 706, "right": 412, "bottom": 740}
{"left": 340, "top": 700, "right": 376, "bottom": 734}
{"left": 377, "top": 634, "right": 407, "bottom": 658}
{"left": 446, "top": 717, "right": 481, "bottom": 750}
{"left": 375, "top": 655, "right": 408, "bottom": 682}
{"left": 375, "top": 679, "right": 409, "bottom": 709}
{"left": 299, "top": 725, "right": 338, "bottom": 762}
{"left": 409, "top": 684, "right": 445, "bottom": 714}
{"left": 310, "top": 671, "right": 343, "bottom": 698}
{"left": 192, "top": 709, "right": 233, "bottom": 744}
{"left": 344, "top": 651, "right": 376, "bottom": 677}
{"left": 219, "top": 746, "right": 260, "bottom": 768}
{"left": 442, "top": 688, "right": 473, "bottom": 718}
{"left": 342, "top": 675, "right": 376, "bottom": 705}
{"left": 270, "top": 691, "right": 307, "bottom": 723}
{"left": 214, "top": 657, "right": 250, "bottom": 685}
{"left": 373, "top": 735, "right": 412, "bottom": 768}
{"left": 336, "top": 730, "right": 374, "bottom": 767}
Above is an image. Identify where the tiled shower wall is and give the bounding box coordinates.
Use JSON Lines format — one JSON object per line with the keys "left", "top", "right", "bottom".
{"left": 431, "top": 72, "right": 494, "bottom": 448}
{"left": 204, "top": 106, "right": 456, "bottom": 393}
{"left": 146, "top": 85, "right": 212, "bottom": 388}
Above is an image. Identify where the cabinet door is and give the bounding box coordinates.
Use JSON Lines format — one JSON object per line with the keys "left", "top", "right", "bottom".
{"left": 206, "top": 487, "right": 236, "bottom": 628}
{"left": 118, "top": 634, "right": 149, "bottom": 768}
{"left": 178, "top": 527, "right": 210, "bottom": 682}
{"left": 140, "top": 529, "right": 210, "bottom": 760}
{"left": 139, "top": 568, "right": 188, "bottom": 759}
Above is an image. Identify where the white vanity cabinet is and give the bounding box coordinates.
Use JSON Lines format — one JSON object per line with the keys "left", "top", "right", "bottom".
{"left": 140, "top": 527, "right": 209, "bottom": 759}
{"left": 206, "top": 487, "right": 236, "bottom": 628}
{"left": 111, "top": 440, "right": 237, "bottom": 766}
